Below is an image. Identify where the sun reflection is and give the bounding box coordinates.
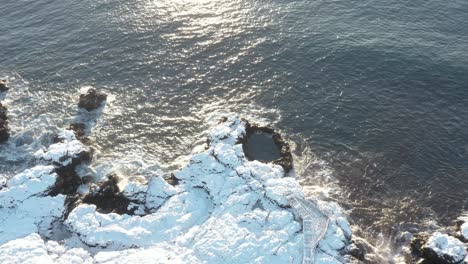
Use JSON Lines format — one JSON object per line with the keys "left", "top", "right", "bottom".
{"left": 117, "top": 0, "right": 252, "bottom": 37}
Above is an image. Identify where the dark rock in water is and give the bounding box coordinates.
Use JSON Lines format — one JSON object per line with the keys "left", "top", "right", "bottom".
{"left": 241, "top": 121, "right": 293, "bottom": 173}
{"left": 0, "top": 103, "right": 10, "bottom": 143}
{"left": 0, "top": 79, "right": 8, "bottom": 92}
{"left": 69, "top": 123, "right": 87, "bottom": 139}
{"left": 0, "top": 103, "right": 7, "bottom": 120}
{"left": 81, "top": 175, "right": 134, "bottom": 215}
{"left": 78, "top": 88, "right": 107, "bottom": 111}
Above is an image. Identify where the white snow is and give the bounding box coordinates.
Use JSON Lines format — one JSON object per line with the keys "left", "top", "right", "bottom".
{"left": 0, "top": 233, "right": 54, "bottom": 264}
{"left": 461, "top": 222, "right": 468, "bottom": 241}
{"left": 0, "top": 165, "right": 65, "bottom": 244}
{"left": 34, "top": 130, "right": 90, "bottom": 166}
{"left": 0, "top": 116, "right": 352, "bottom": 263}
{"left": 423, "top": 232, "right": 467, "bottom": 263}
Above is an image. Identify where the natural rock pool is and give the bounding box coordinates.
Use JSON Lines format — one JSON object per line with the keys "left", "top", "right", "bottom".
{"left": 244, "top": 132, "right": 281, "bottom": 162}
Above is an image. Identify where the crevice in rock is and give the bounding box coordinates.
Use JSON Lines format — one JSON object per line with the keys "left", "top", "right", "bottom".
{"left": 165, "top": 173, "right": 179, "bottom": 186}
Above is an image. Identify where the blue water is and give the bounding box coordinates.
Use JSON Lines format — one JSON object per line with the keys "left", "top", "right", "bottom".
{"left": 1, "top": 0, "right": 468, "bottom": 238}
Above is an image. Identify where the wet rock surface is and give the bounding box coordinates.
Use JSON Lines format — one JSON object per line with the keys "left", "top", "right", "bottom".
{"left": 0, "top": 103, "right": 9, "bottom": 143}
{"left": 68, "top": 123, "right": 87, "bottom": 140}
{"left": 347, "top": 239, "right": 369, "bottom": 261}
{"left": 81, "top": 175, "right": 133, "bottom": 215}
{"left": 241, "top": 121, "right": 293, "bottom": 173}
{"left": 78, "top": 88, "right": 107, "bottom": 111}
{"left": 0, "top": 79, "right": 8, "bottom": 92}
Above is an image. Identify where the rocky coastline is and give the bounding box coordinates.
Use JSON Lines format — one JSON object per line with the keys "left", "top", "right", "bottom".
{"left": 2, "top": 84, "right": 466, "bottom": 263}
{"left": 0, "top": 86, "right": 361, "bottom": 263}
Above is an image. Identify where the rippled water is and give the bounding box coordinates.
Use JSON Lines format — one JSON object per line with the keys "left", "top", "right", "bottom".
{"left": 2, "top": 0, "right": 468, "bottom": 253}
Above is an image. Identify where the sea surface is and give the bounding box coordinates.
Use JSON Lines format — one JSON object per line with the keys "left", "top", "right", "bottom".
{"left": 1, "top": 0, "right": 468, "bottom": 256}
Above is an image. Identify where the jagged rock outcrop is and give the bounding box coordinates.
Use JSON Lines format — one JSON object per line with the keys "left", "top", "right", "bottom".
{"left": 78, "top": 87, "right": 107, "bottom": 111}
{"left": 34, "top": 130, "right": 92, "bottom": 196}
{"left": 80, "top": 174, "right": 133, "bottom": 215}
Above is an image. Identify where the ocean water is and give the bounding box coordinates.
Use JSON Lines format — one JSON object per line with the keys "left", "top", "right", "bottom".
{"left": 1, "top": 0, "right": 468, "bottom": 253}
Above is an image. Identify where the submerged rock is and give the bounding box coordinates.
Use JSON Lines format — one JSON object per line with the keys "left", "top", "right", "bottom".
{"left": 78, "top": 88, "right": 107, "bottom": 111}
{"left": 0, "top": 103, "right": 9, "bottom": 143}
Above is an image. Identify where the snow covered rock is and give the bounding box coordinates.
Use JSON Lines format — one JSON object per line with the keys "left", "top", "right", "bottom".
{"left": 144, "top": 176, "right": 177, "bottom": 212}
{"left": 34, "top": 129, "right": 92, "bottom": 195}
{"left": 0, "top": 115, "right": 353, "bottom": 263}
{"left": 0, "top": 233, "right": 54, "bottom": 264}
{"left": 420, "top": 232, "right": 467, "bottom": 264}
{"left": 34, "top": 130, "right": 91, "bottom": 167}
{"left": 0, "top": 166, "right": 66, "bottom": 244}
{"left": 0, "top": 233, "right": 94, "bottom": 264}
{"left": 461, "top": 222, "right": 468, "bottom": 242}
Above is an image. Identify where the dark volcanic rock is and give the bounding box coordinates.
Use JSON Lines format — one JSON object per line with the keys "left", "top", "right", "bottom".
{"left": 48, "top": 150, "right": 93, "bottom": 196}
{"left": 81, "top": 175, "right": 134, "bottom": 215}
{"left": 78, "top": 88, "right": 107, "bottom": 111}
{"left": 410, "top": 233, "right": 430, "bottom": 260}
{"left": 241, "top": 121, "right": 293, "bottom": 173}
{"left": 69, "top": 123, "right": 87, "bottom": 139}
{"left": 0, "top": 79, "right": 8, "bottom": 92}
{"left": 0, "top": 103, "right": 10, "bottom": 143}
